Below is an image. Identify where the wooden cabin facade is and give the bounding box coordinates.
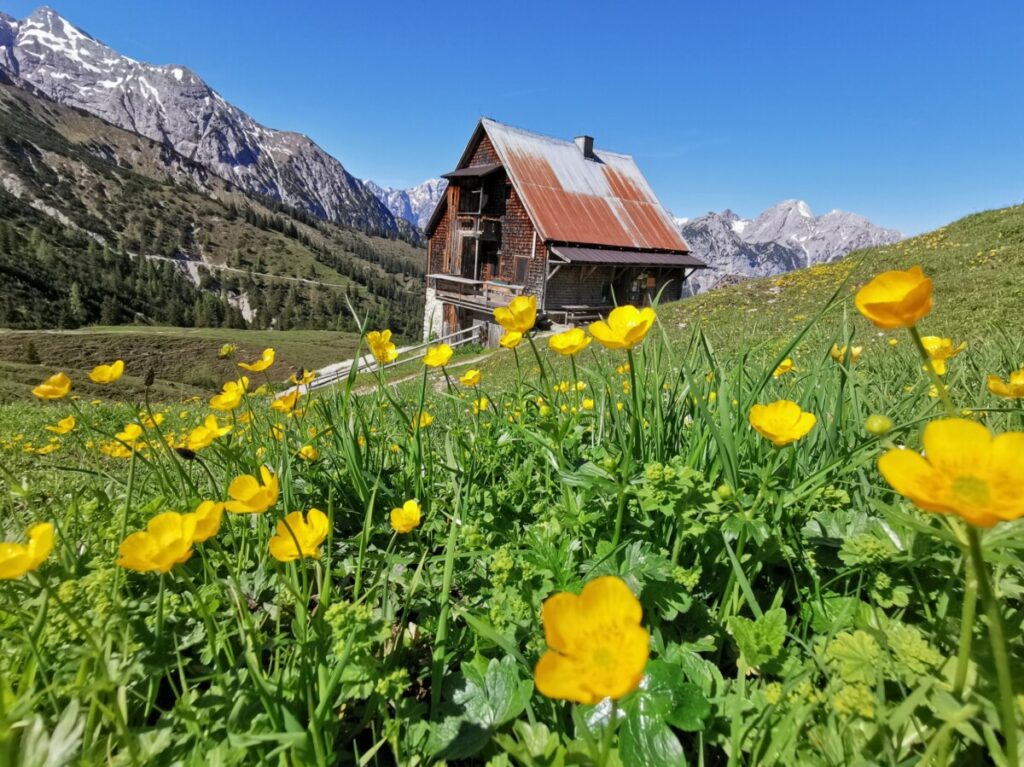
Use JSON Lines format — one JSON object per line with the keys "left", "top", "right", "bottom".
{"left": 423, "top": 119, "right": 705, "bottom": 342}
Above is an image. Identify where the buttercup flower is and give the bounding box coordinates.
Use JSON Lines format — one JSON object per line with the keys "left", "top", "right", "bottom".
{"left": 548, "top": 328, "right": 591, "bottom": 356}
{"left": 535, "top": 576, "right": 650, "bottom": 704}
{"left": 987, "top": 368, "right": 1024, "bottom": 399}
{"left": 878, "top": 418, "right": 1024, "bottom": 527}
{"left": 0, "top": 522, "right": 54, "bottom": 580}
{"left": 46, "top": 416, "right": 76, "bottom": 435}
{"left": 367, "top": 330, "right": 399, "bottom": 365}
{"left": 238, "top": 348, "right": 275, "bottom": 373}
{"left": 217, "top": 343, "right": 237, "bottom": 359}
{"left": 749, "top": 400, "right": 817, "bottom": 447}
{"left": 414, "top": 411, "right": 433, "bottom": 429}
{"left": 210, "top": 377, "right": 250, "bottom": 411}
{"left": 920, "top": 336, "right": 966, "bottom": 375}
{"left": 390, "top": 500, "right": 422, "bottom": 534}
{"left": 424, "top": 344, "right": 453, "bottom": 368}
{"left": 187, "top": 415, "right": 231, "bottom": 452}
{"left": 494, "top": 295, "right": 537, "bottom": 334}
{"left": 289, "top": 369, "right": 317, "bottom": 386}
{"left": 773, "top": 358, "right": 796, "bottom": 377}
{"left": 589, "top": 305, "right": 657, "bottom": 350}
{"left": 831, "top": 344, "right": 863, "bottom": 364}
{"left": 188, "top": 501, "right": 224, "bottom": 543}
{"left": 117, "top": 512, "right": 197, "bottom": 573}
{"left": 271, "top": 390, "right": 300, "bottom": 414}
{"left": 116, "top": 423, "right": 144, "bottom": 444}
{"left": 460, "top": 369, "right": 482, "bottom": 387}
{"left": 500, "top": 331, "right": 524, "bottom": 349}
{"left": 298, "top": 444, "right": 320, "bottom": 461}
{"left": 854, "top": 265, "right": 933, "bottom": 329}
{"left": 269, "top": 509, "right": 330, "bottom": 562}
{"left": 472, "top": 397, "right": 489, "bottom": 415}
{"left": 89, "top": 360, "right": 125, "bottom": 384}
{"left": 582, "top": 398, "right": 595, "bottom": 411}
{"left": 226, "top": 466, "right": 280, "bottom": 514}
{"left": 32, "top": 373, "right": 71, "bottom": 400}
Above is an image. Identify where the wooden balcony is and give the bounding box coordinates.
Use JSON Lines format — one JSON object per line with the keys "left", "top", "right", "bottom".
{"left": 428, "top": 274, "right": 525, "bottom": 312}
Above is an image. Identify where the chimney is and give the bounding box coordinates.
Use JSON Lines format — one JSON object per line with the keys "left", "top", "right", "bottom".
{"left": 574, "top": 135, "right": 595, "bottom": 159}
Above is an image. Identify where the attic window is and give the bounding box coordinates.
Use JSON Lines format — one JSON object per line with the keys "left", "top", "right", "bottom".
{"left": 459, "top": 185, "right": 484, "bottom": 214}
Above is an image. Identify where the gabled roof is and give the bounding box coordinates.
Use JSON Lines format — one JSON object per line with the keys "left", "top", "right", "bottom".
{"left": 436, "top": 118, "right": 690, "bottom": 254}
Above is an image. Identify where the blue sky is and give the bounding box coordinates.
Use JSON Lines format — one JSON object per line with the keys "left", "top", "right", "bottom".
{"left": 5, "top": 1, "right": 1023, "bottom": 234}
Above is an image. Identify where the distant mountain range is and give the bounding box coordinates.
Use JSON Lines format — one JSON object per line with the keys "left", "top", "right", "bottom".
{"left": 366, "top": 178, "right": 447, "bottom": 230}
{"left": 676, "top": 200, "right": 903, "bottom": 293}
{"left": 0, "top": 6, "right": 413, "bottom": 237}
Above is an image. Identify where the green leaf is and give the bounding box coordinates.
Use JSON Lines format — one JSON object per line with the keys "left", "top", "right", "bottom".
{"left": 825, "top": 630, "right": 883, "bottom": 684}
{"left": 454, "top": 656, "right": 533, "bottom": 729}
{"left": 619, "top": 703, "right": 686, "bottom": 767}
{"left": 727, "top": 607, "right": 788, "bottom": 668}
{"left": 666, "top": 684, "right": 711, "bottom": 732}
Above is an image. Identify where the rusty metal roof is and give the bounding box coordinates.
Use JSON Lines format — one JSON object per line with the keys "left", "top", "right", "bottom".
{"left": 480, "top": 118, "right": 691, "bottom": 254}
{"left": 550, "top": 246, "right": 706, "bottom": 268}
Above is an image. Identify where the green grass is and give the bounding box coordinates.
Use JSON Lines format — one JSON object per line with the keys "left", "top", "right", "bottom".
{"left": 1, "top": 206, "right": 1024, "bottom": 765}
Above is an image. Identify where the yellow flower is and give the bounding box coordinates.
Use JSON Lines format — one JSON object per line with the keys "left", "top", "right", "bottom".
{"left": 414, "top": 411, "right": 433, "bottom": 429}
{"left": 141, "top": 413, "right": 165, "bottom": 429}
{"left": 268, "top": 509, "right": 330, "bottom": 562}
{"left": 367, "top": 330, "right": 399, "bottom": 365}
{"left": 582, "top": 398, "right": 595, "bottom": 411}
{"left": 920, "top": 336, "right": 966, "bottom": 376}
{"left": 459, "top": 369, "right": 482, "bottom": 387}
{"left": 117, "top": 512, "right": 197, "bottom": 573}
{"left": 116, "top": 423, "right": 144, "bottom": 444}
{"left": 749, "top": 400, "right": 817, "bottom": 447}
{"left": 271, "top": 389, "right": 301, "bottom": 413}
{"left": 188, "top": 501, "right": 224, "bottom": 543}
{"left": 888, "top": 338, "right": 899, "bottom": 347}
{"left": 32, "top": 372, "right": 71, "bottom": 400}
{"left": 500, "top": 331, "right": 524, "bottom": 349}
{"left": 187, "top": 415, "right": 231, "bottom": 451}
{"left": 831, "top": 344, "right": 863, "bottom": 364}
{"left": 100, "top": 440, "right": 134, "bottom": 459}
{"left": 238, "top": 348, "right": 275, "bottom": 373}
{"left": 878, "top": 418, "right": 1024, "bottom": 527}
{"left": 36, "top": 443, "right": 60, "bottom": 455}
{"left": 472, "top": 397, "right": 489, "bottom": 415}
{"left": 865, "top": 414, "right": 894, "bottom": 436}
{"left": 0, "top": 522, "right": 54, "bottom": 580}
{"left": 46, "top": 416, "right": 76, "bottom": 435}
{"left": 854, "top": 265, "right": 933, "bottom": 329}
{"left": 773, "top": 358, "right": 796, "bottom": 378}
{"left": 390, "top": 500, "right": 422, "bottom": 534}
{"left": 589, "top": 305, "right": 657, "bottom": 350}
{"left": 289, "top": 369, "right": 317, "bottom": 386}
{"left": 621, "top": 363, "right": 634, "bottom": 375}
{"left": 987, "top": 368, "right": 1024, "bottom": 399}
{"left": 226, "top": 467, "right": 280, "bottom": 514}
{"left": 424, "top": 344, "right": 453, "bottom": 368}
{"left": 217, "top": 343, "right": 237, "bottom": 359}
{"left": 89, "top": 360, "right": 125, "bottom": 384}
{"left": 493, "top": 295, "right": 537, "bottom": 334}
{"left": 210, "top": 377, "right": 250, "bottom": 411}
{"left": 297, "top": 444, "right": 320, "bottom": 461}
{"left": 548, "top": 328, "right": 591, "bottom": 356}
{"left": 534, "top": 576, "right": 649, "bottom": 704}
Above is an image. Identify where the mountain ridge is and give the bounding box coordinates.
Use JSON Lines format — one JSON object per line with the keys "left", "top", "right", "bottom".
{"left": 677, "top": 199, "right": 902, "bottom": 293}
{"left": 0, "top": 6, "right": 411, "bottom": 237}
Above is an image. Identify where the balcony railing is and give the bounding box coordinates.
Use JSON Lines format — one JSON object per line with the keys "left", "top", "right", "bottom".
{"left": 428, "top": 274, "right": 525, "bottom": 311}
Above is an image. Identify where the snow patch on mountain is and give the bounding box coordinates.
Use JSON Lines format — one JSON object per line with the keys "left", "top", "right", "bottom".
{"left": 366, "top": 178, "right": 447, "bottom": 229}
{"left": 677, "top": 199, "right": 902, "bottom": 294}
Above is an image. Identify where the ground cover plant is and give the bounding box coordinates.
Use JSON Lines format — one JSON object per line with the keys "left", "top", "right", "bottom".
{"left": 2, "top": 244, "right": 1024, "bottom": 764}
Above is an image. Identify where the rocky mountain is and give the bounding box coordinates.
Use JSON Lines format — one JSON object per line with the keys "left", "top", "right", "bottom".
{"left": 0, "top": 6, "right": 403, "bottom": 235}
{"left": 679, "top": 200, "right": 902, "bottom": 294}
{"left": 366, "top": 178, "right": 447, "bottom": 230}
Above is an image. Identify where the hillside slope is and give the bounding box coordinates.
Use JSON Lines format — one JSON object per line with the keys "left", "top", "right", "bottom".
{"left": 0, "top": 78, "right": 426, "bottom": 334}
{"left": 663, "top": 203, "right": 1024, "bottom": 355}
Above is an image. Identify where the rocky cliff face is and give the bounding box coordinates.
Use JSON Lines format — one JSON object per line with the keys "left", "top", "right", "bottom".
{"left": 366, "top": 178, "right": 447, "bottom": 230}
{"left": 0, "top": 6, "right": 400, "bottom": 234}
{"left": 679, "top": 200, "right": 902, "bottom": 294}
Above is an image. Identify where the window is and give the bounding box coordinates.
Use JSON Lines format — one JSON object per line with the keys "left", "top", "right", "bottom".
{"left": 458, "top": 185, "right": 484, "bottom": 214}
{"left": 514, "top": 257, "right": 529, "bottom": 285}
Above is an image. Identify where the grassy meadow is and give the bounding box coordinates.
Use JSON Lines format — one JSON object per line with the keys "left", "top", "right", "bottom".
{"left": 1, "top": 206, "right": 1024, "bottom": 765}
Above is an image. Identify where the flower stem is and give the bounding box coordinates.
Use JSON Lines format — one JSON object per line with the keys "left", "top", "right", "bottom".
{"left": 952, "top": 562, "right": 977, "bottom": 698}
{"left": 967, "top": 527, "right": 1018, "bottom": 767}
{"left": 599, "top": 700, "right": 619, "bottom": 766}
{"left": 908, "top": 325, "right": 957, "bottom": 416}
